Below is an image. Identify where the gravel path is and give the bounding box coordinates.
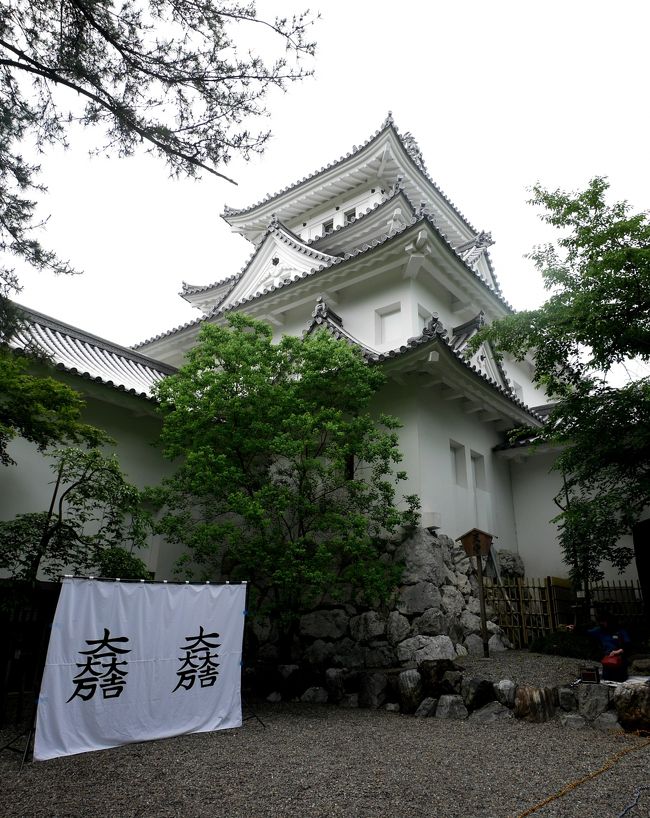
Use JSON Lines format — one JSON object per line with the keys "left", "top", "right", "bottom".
{"left": 2, "top": 653, "right": 648, "bottom": 818}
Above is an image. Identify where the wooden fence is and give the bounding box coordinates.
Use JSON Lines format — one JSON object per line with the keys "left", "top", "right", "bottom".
{"left": 484, "top": 577, "right": 645, "bottom": 649}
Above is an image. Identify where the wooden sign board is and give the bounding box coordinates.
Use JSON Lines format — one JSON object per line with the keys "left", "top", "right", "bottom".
{"left": 457, "top": 528, "right": 494, "bottom": 557}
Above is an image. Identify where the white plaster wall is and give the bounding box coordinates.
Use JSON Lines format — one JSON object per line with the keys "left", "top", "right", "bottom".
{"left": 372, "top": 380, "right": 519, "bottom": 550}
{"left": 509, "top": 452, "right": 639, "bottom": 581}
{"left": 500, "top": 355, "right": 549, "bottom": 408}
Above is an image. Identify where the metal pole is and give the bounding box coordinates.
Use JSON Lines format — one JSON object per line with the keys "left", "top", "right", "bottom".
{"left": 474, "top": 534, "right": 490, "bottom": 658}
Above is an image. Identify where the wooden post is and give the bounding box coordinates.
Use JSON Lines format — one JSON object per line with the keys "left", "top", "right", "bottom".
{"left": 518, "top": 577, "right": 528, "bottom": 648}
{"left": 474, "top": 537, "right": 490, "bottom": 658}
{"left": 457, "top": 529, "right": 493, "bottom": 658}
{"left": 546, "top": 576, "right": 557, "bottom": 632}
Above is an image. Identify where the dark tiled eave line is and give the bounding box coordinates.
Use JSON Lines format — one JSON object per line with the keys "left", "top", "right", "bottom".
{"left": 372, "top": 325, "right": 544, "bottom": 424}
{"left": 135, "top": 216, "right": 513, "bottom": 350}
{"left": 222, "top": 114, "right": 479, "bottom": 236}
{"left": 17, "top": 306, "right": 177, "bottom": 374}
{"left": 13, "top": 305, "right": 175, "bottom": 400}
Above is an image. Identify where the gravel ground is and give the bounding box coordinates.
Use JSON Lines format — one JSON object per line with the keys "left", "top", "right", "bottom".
{"left": 2, "top": 652, "right": 648, "bottom": 818}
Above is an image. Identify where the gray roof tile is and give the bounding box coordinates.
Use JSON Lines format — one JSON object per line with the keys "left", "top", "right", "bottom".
{"left": 12, "top": 305, "right": 175, "bottom": 399}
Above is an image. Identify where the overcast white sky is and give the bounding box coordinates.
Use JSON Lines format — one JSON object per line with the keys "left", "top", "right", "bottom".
{"left": 12, "top": 0, "right": 650, "bottom": 350}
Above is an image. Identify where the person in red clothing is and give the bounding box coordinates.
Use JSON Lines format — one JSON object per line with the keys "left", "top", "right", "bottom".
{"left": 588, "top": 609, "right": 631, "bottom": 681}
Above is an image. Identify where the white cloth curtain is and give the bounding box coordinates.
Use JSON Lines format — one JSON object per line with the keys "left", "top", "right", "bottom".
{"left": 34, "top": 578, "right": 246, "bottom": 761}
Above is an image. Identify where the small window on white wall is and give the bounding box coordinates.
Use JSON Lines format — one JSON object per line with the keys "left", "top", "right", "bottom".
{"left": 471, "top": 451, "right": 487, "bottom": 490}
{"left": 450, "top": 440, "right": 467, "bottom": 487}
{"left": 375, "top": 303, "right": 401, "bottom": 345}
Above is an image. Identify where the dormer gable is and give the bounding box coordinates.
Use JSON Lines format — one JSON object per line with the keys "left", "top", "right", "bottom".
{"left": 222, "top": 221, "right": 339, "bottom": 309}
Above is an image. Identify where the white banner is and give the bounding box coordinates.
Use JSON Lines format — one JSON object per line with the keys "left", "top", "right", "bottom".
{"left": 34, "top": 578, "right": 246, "bottom": 761}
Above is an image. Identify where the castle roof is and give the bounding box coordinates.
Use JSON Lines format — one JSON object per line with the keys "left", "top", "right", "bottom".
{"left": 134, "top": 213, "right": 512, "bottom": 350}
{"left": 221, "top": 113, "right": 480, "bottom": 249}
{"left": 12, "top": 305, "right": 175, "bottom": 400}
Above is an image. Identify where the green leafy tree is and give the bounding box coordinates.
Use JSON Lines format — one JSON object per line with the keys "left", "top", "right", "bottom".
{"left": 0, "top": 446, "right": 152, "bottom": 581}
{"left": 471, "top": 178, "right": 650, "bottom": 595}
{"left": 0, "top": 0, "right": 316, "bottom": 465}
{"left": 151, "top": 315, "right": 419, "bottom": 651}
{"left": 0, "top": 343, "right": 103, "bottom": 465}
{"left": 0, "top": 0, "right": 317, "bottom": 284}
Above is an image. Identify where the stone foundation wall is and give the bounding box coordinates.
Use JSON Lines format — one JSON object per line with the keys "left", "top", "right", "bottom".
{"left": 245, "top": 659, "right": 650, "bottom": 732}
{"left": 249, "top": 528, "right": 510, "bottom": 668}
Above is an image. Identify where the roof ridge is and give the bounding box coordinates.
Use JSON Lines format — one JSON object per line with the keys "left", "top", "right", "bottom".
{"left": 221, "top": 115, "right": 479, "bottom": 236}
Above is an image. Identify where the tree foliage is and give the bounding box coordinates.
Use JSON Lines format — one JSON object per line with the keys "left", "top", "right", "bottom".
{"left": 151, "top": 315, "right": 419, "bottom": 630}
{"left": 0, "top": 446, "right": 151, "bottom": 581}
{"left": 471, "top": 178, "right": 650, "bottom": 583}
{"left": 0, "top": 0, "right": 316, "bottom": 469}
{"left": 0, "top": 343, "right": 104, "bottom": 465}
{"left": 0, "top": 0, "right": 317, "bottom": 283}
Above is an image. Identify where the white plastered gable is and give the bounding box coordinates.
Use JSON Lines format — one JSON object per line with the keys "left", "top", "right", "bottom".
{"left": 221, "top": 228, "right": 338, "bottom": 310}
{"left": 466, "top": 340, "right": 509, "bottom": 392}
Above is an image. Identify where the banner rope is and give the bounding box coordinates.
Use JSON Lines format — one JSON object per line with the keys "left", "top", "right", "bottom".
{"left": 515, "top": 734, "right": 650, "bottom": 818}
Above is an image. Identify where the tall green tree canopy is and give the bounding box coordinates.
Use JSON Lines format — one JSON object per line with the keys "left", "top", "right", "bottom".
{"left": 0, "top": 0, "right": 317, "bottom": 284}
{"left": 472, "top": 178, "right": 650, "bottom": 583}
{"left": 0, "top": 346, "right": 103, "bottom": 465}
{"left": 0, "top": 0, "right": 316, "bottom": 464}
{"left": 151, "top": 315, "right": 419, "bottom": 631}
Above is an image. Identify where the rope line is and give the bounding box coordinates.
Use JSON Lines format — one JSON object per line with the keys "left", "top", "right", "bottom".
{"left": 515, "top": 736, "right": 650, "bottom": 818}
{"left": 617, "top": 785, "right": 650, "bottom": 818}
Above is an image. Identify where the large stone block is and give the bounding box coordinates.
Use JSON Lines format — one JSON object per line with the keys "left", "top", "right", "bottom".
{"left": 440, "top": 586, "right": 465, "bottom": 618}
{"left": 469, "top": 701, "right": 514, "bottom": 723}
{"left": 494, "top": 548, "right": 525, "bottom": 578}
{"left": 299, "top": 609, "right": 349, "bottom": 640}
{"left": 331, "top": 638, "right": 365, "bottom": 669}
{"left": 560, "top": 713, "right": 588, "bottom": 729}
{"left": 557, "top": 687, "right": 578, "bottom": 712}
{"left": 461, "top": 676, "right": 495, "bottom": 711}
{"left": 493, "top": 679, "right": 517, "bottom": 708}
{"left": 396, "top": 634, "right": 456, "bottom": 665}
{"left": 387, "top": 611, "right": 411, "bottom": 645}
{"left": 592, "top": 712, "right": 621, "bottom": 731}
{"left": 464, "top": 634, "right": 485, "bottom": 656}
{"left": 359, "top": 672, "right": 388, "bottom": 709}
{"left": 612, "top": 683, "right": 650, "bottom": 731}
{"left": 435, "top": 694, "right": 468, "bottom": 720}
{"left": 350, "top": 611, "right": 386, "bottom": 642}
{"left": 459, "top": 610, "right": 482, "bottom": 635}
{"left": 304, "top": 639, "right": 335, "bottom": 666}
{"left": 414, "top": 697, "right": 438, "bottom": 717}
{"left": 363, "top": 643, "right": 395, "bottom": 668}
{"left": 417, "top": 659, "right": 459, "bottom": 696}
{"left": 398, "top": 669, "right": 423, "bottom": 713}
{"left": 488, "top": 633, "right": 509, "bottom": 653}
{"left": 301, "top": 686, "right": 328, "bottom": 703}
{"left": 412, "top": 608, "right": 447, "bottom": 636}
{"left": 396, "top": 582, "right": 442, "bottom": 615}
{"left": 514, "top": 686, "right": 556, "bottom": 722}
{"left": 395, "top": 529, "right": 446, "bottom": 585}
{"left": 324, "top": 668, "right": 346, "bottom": 703}
{"left": 577, "top": 684, "right": 610, "bottom": 721}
